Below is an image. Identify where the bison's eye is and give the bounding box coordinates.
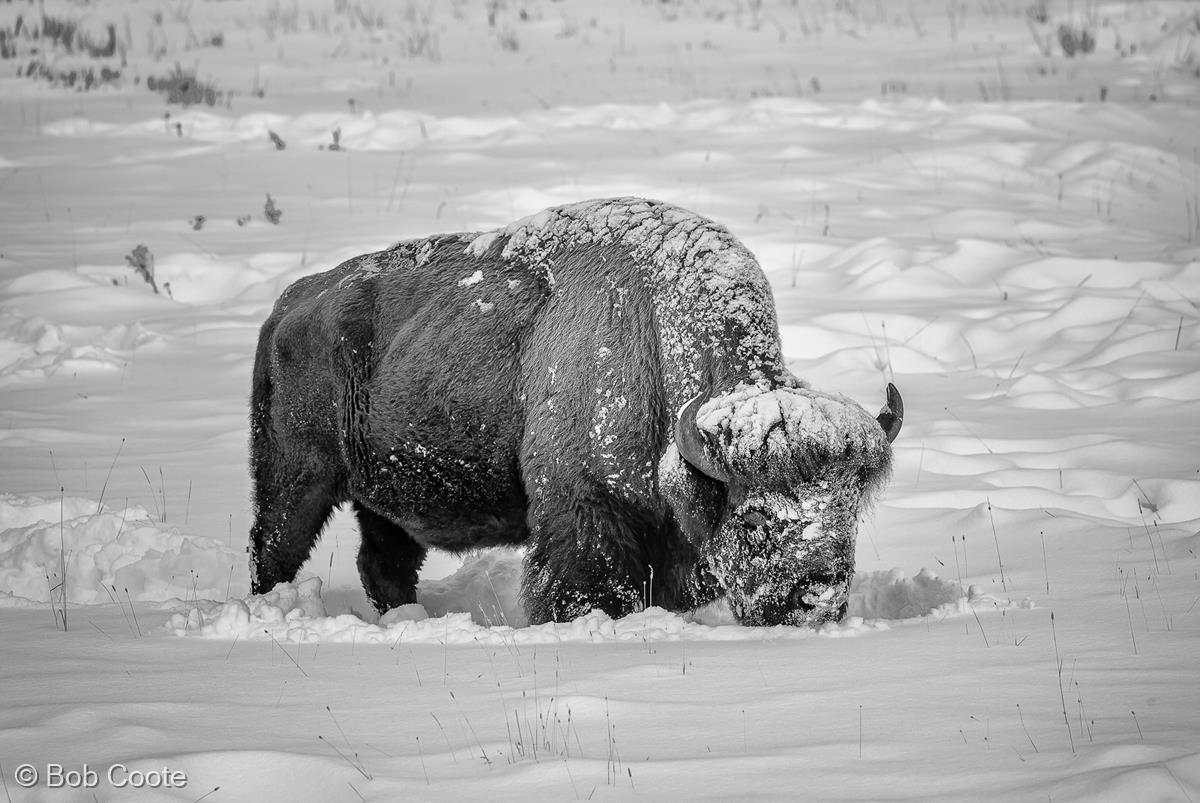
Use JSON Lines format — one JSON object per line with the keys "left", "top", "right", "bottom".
{"left": 742, "top": 510, "right": 771, "bottom": 529}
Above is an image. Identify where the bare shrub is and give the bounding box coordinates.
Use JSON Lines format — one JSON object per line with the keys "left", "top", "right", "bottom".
{"left": 147, "top": 64, "right": 222, "bottom": 106}
{"left": 125, "top": 245, "right": 159, "bottom": 294}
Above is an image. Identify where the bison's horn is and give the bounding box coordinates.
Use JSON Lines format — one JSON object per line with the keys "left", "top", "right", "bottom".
{"left": 674, "top": 394, "right": 732, "bottom": 483}
{"left": 876, "top": 382, "right": 904, "bottom": 443}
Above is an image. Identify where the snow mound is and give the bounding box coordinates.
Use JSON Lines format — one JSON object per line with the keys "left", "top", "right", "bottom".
{"left": 418, "top": 547, "right": 526, "bottom": 626}
{"left": 169, "top": 576, "right": 326, "bottom": 633}
{"left": 171, "top": 556, "right": 976, "bottom": 643}
{"left": 0, "top": 493, "right": 244, "bottom": 605}
{"left": 1051, "top": 746, "right": 1200, "bottom": 802}
{"left": 848, "top": 568, "right": 977, "bottom": 620}
{"left": 0, "top": 314, "right": 157, "bottom": 380}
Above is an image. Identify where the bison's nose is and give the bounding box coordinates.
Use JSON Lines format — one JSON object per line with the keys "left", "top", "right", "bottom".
{"left": 788, "top": 573, "right": 841, "bottom": 614}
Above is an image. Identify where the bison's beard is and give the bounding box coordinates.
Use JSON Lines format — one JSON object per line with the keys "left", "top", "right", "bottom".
{"left": 706, "top": 479, "right": 862, "bottom": 628}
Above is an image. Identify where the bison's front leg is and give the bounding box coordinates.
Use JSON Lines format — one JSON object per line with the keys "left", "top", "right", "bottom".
{"left": 521, "top": 485, "right": 647, "bottom": 624}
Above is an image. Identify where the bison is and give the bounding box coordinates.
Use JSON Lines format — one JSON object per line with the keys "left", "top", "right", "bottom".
{"left": 249, "top": 197, "right": 902, "bottom": 627}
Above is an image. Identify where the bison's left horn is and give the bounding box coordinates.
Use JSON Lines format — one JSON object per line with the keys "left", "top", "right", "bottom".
{"left": 877, "top": 383, "right": 904, "bottom": 443}
{"left": 675, "top": 394, "right": 732, "bottom": 483}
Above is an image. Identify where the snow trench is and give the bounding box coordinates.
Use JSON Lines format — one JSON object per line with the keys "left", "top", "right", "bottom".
{"left": 0, "top": 493, "right": 1002, "bottom": 641}
{"left": 162, "top": 559, "right": 992, "bottom": 646}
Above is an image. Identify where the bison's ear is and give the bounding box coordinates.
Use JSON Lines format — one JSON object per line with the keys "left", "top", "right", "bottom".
{"left": 876, "top": 383, "right": 904, "bottom": 443}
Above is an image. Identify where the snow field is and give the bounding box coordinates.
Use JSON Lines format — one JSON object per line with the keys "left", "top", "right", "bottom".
{"left": 1, "top": 0, "right": 1199, "bottom": 799}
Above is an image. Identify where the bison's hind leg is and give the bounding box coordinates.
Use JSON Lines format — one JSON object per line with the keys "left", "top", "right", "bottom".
{"left": 353, "top": 502, "right": 426, "bottom": 614}
{"left": 249, "top": 469, "right": 341, "bottom": 596}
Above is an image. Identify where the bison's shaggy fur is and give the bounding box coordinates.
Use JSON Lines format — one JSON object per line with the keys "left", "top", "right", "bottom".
{"left": 249, "top": 197, "right": 897, "bottom": 626}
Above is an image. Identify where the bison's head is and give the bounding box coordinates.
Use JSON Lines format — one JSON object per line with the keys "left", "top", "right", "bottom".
{"left": 668, "top": 381, "right": 902, "bottom": 627}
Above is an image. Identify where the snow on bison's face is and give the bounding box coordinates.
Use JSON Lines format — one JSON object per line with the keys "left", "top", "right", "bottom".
{"left": 709, "top": 476, "right": 865, "bottom": 627}
{"left": 674, "top": 382, "right": 901, "bottom": 627}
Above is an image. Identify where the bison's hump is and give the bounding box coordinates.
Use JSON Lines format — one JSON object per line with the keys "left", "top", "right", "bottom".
{"left": 460, "top": 197, "right": 762, "bottom": 289}
{"left": 459, "top": 197, "right": 785, "bottom": 396}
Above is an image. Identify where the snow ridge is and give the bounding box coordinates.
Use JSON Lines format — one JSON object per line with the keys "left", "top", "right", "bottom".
{"left": 0, "top": 493, "right": 243, "bottom": 605}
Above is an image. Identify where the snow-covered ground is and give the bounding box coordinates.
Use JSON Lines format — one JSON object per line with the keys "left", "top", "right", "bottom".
{"left": 1, "top": 0, "right": 1198, "bottom": 800}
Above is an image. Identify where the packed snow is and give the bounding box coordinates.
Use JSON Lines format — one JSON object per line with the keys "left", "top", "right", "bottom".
{"left": 2, "top": 0, "right": 1199, "bottom": 800}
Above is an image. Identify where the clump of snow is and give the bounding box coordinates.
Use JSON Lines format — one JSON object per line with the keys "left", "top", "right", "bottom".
{"left": 465, "top": 230, "right": 501, "bottom": 256}
{"left": 0, "top": 493, "right": 244, "bottom": 605}
{"left": 169, "top": 576, "right": 325, "bottom": 633}
{"left": 378, "top": 603, "right": 429, "bottom": 625}
{"left": 456, "top": 269, "right": 484, "bottom": 286}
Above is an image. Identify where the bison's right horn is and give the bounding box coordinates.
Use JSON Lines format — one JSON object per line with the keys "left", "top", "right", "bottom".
{"left": 876, "top": 383, "right": 904, "bottom": 443}
{"left": 675, "top": 394, "right": 732, "bottom": 483}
